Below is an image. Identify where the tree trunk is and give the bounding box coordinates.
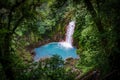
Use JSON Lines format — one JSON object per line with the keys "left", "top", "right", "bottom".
{"left": 0, "top": 33, "right": 15, "bottom": 80}
{"left": 84, "top": 0, "right": 107, "bottom": 49}
{"left": 84, "top": 0, "right": 104, "bottom": 33}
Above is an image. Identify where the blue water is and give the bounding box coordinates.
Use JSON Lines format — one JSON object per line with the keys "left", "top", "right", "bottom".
{"left": 34, "top": 42, "right": 79, "bottom": 61}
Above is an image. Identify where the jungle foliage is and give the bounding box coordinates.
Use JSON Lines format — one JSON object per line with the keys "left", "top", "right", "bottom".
{"left": 0, "top": 0, "right": 120, "bottom": 80}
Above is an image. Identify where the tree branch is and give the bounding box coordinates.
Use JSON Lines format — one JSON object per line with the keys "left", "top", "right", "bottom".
{"left": 11, "top": 16, "right": 24, "bottom": 35}
{"left": 7, "top": 0, "right": 26, "bottom": 30}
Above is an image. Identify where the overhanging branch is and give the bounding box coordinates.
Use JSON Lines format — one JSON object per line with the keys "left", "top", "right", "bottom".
{"left": 11, "top": 16, "right": 24, "bottom": 35}
{"left": 7, "top": 0, "right": 26, "bottom": 30}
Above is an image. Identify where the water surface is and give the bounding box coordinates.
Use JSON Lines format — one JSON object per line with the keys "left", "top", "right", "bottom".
{"left": 34, "top": 42, "right": 79, "bottom": 61}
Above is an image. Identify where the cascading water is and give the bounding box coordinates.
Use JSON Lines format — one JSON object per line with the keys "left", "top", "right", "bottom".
{"left": 59, "top": 21, "right": 75, "bottom": 48}
{"left": 65, "top": 21, "right": 75, "bottom": 45}
{"left": 34, "top": 21, "right": 79, "bottom": 61}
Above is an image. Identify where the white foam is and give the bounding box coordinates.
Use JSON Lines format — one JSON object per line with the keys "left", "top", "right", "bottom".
{"left": 59, "top": 42, "right": 73, "bottom": 48}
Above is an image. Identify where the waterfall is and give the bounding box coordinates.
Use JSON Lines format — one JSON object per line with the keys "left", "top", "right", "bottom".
{"left": 65, "top": 21, "right": 75, "bottom": 45}
{"left": 59, "top": 21, "right": 75, "bottom": 48}
{"left": 34, "top": 21, "right": 79, "bottom": 61}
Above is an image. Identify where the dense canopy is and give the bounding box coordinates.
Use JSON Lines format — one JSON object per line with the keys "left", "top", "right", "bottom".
{"left": 0, "top": 0, "right": 120, "bottom": 80}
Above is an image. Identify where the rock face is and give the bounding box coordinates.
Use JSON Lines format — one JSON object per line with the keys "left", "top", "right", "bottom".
{"left": 26, "top": 31, "right": 65, "bottom": 56}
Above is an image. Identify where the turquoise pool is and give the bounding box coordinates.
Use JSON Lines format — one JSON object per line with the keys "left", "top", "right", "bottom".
{"left": 34, "top": 42, "right": 79, "bottom": 61}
